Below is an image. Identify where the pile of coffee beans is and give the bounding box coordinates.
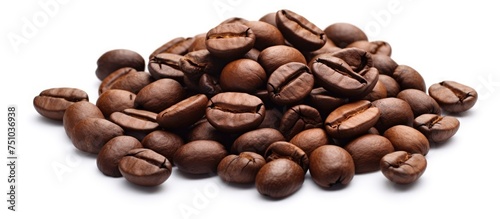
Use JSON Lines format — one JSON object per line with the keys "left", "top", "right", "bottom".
{"left": 33, "top": 9, "right": 478, "bottom": 199}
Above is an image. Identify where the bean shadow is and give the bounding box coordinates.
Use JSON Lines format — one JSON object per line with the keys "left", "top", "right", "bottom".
{"left": 383, "top": 178, "right": 423, "bottom": 192}
{"left": 120, "top": 179, "right": 166, "bottom": 194}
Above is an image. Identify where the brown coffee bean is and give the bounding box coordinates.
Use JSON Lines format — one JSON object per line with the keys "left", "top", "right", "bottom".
{"left": 392, "top": 65, "right": 426, "bottom": 92}
{"left": 141, "top": 130, "right": 184, "bottom": 164}
{"left": 231, "top": 128, "right": 285, "bottom": 156}
{"left": 413, "top": 114, "right": 460, "bottom": 143}
{"left": 33, "top": 87, "right": 89, "bottom": 121}
{"left": 96, "top": 89, "right": 136, "bottom": 118}
{"left": 344, "top": 134, "right": 394, "bottom": 173}
{"left": 397, "top": 89, "right": 442, "bottom": 117}
{"left": 206, "top": 92, "right": 266, "bottom": 133}
{"left": 157, "top": 94, "right": 208, "bottom": 129}
{"left": 428, "top": 81, "right": 478, "bottom": 113}
{"left": 372, "top": 54, "right": 398, "bottom": 76}
{"left": 380, "top": 151, "right": 427, "bottom": 184}
{"left": 148, "top": 52, "right": 185, "bottom": 81}
{"left": 275, "top": 9, "right": 326, "bottom": 51}
{"left": 264, "top": 141, "right": 309, "bottom": 172}
{"left": 95, "top": 49, "right": 145, "bottom": 81}
{"left": 187, "top": 118, "right": 238, "bottom": 148}
{"left": 243, "top": 20, "right": 285, "bottom": 50}
{"left": 197, "top": 73, "right": 223, "bottom": 97}
{"left": 135, "top": 78, "right": 185, "bottom": 113}
{"left": 109, "top": 109, "right": 159, "bottom": 140}
{"left": 96, "top": 136, "right": 142, "bottom": 177}
{"left": 362, "top": 79, "right": 387, "bottom": 101}
{"left": 98, "top": 67, "right": 136, "bottom": 95}
{"left": 255, "top": 158, "right": 305, "bottom": 199}
{"left": 63, "top": 101, "right": 104, "bottom": 140}
{"left": 309, "top": 145, "right": 355, "bottom": 188}
{"left": 71, "top": 117, "right": 124, "bottom": 154}
{"left": 217, "top": 152, "right": 266, "bottom": 184}
{"left": 188, "top": 33, "right": 207, "bottom": 52}
{"left": 324, "top": 23, "right": 368, "bottom": 48}
{"left": 378, "top": 74, "right": 400, "bottom": 97}
{"left": 347, "top": 40, "right": 392, "bottom": 56}
{"left": 307, "top": 87, "right": 348, "bottom": 117}
{"left": 257, "top": 107, "right": 283, "bottom": 130}
{"left": 279, "top": 104, "right": 323, "bottom": 140}
{"left": 259, "top": 12, "right": 277, "bottom": 27}
{"left": 325, "top": 100, "right": 380, "bottom": 139}
{"left": 372, "top": 97, "right": 414, "bottom": 133}
{"left": 173, "top": 140, "right": 228, "bottom": 175}
{"left": 267, "top": 62, "right": 314, "bottom": 106}
{"left": 258, "top": 45, "right": 307, "bottom": 75}
{"left": 179, "top": 49, "right": 227, "bottom": 80}
{"left": 107, "top": 71, "right": 154, "bottom": 94}
{"left": 118, "top": 148, "right": 172, "bottom": 187}
{"left": 205, "top": 23, "right": 255, "bottom": 59}
{"left": 289, "top": 128, "right": 331, "bottom": 156}
{"left": 384, "top": 125, "right": 430, "bottom": 155}
{"left": 220, "top": 58, "right": 267, "bottom": 93}
{"left": 148, "top": 37, "right": 194, "bottom": 59}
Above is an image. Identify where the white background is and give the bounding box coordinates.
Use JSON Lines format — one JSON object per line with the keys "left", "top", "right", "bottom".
{"left": 2, "top": 0, "right": 500, "bottom": 218}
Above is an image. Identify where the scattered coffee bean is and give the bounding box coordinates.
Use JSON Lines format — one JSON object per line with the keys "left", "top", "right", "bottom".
{"left": 324, "top": 23, "right": 368, "bottom": 48}
{"left": 380, "top": 151, "right": 427, "bottom": 184}
{"left": 344, "top": 134, "right": 394, "bottom": 173}
{"left": 264, "top": 141, "right": 309, "bottom": 172}
{"left": 397, "top": 89, "right": 442, "bottom": 117}
{"left": 255, "top": 158, "right": 305, "bottom": 199}
{"left": 309, "top": 145, "right": 355, "bottom": 188}
{"left": 119, "top": 148, "right": 172, "bottom": 186}
{"left": 205, "top": 23, "right": 255, "bottom": 59}
{"left": 33, "top": 87, "right": 89, "bottom": 121}
{"left": 95, "top": 49, "right": 145, "bottom": 81}
{"left": 428, "top": 81, "right": 478, "bottom": 113}
{"left": 62, "top": 101, "right": 104, "bottom": 140}
{"left": 231, "top": 128, "right": 285, "bottom": 156}
{"left": 275, "top": 9, "right": 326, "bottom": 51}
{"left": 218, "top": 152, "right": 266, "bottom": 184}
{"left": 325, "top": 100, "right": 380, "bottom": 139}
{"left": 71, "top": 117, "right": 124, "bottom": 154}
{"left": 173, "top": 140, "right": 227, "bottom": 175}
{"left": 96, "top": 89, "right": 136, "bottom": 118}
{"left": 413, "top": 114, "right": 460, "bottom": 143}
{"left": 97, "top": 136, "right": 142, "bottom": 177}
{"left": 384, "top": 125, "right": 430, "bottom": 155}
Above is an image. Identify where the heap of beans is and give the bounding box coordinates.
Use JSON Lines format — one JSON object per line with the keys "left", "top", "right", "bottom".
{"left": 33, "top": 9, "right": 478, "bottom": 199}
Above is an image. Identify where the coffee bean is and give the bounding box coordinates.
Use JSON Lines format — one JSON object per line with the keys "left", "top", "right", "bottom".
{"left": 377, "top": 74, "right": 400, "bottom": 97}
{"left": 109, "top": 109, "right": 159, "bottom": 140}
{"left": 71, "top": 117, "right": 124, "bottom": 154}
{"left": 397, "top": 89, "right": 442, "bottom": 117}
{"left": 372, "top": 97, "right": 414, "bottom": 133}
{"left": 392, "top": 65, "right": 426, "bottom": 91}
{"left": 206, "top": 92, "right": 265, "bottom": 133}
{"left": 217, "top": 152, "right": 266, "bottom": 184}
{"left": 309, "top": 145, "right": 355, "bottom": 188}
{"left": 198, "top": 73, "right": 223, "bottom": 97}
{"left": 413, "top": 114, "right": 460, "bottom": 143}
{"left": 428, "top": 81, "right": 478, "bottom": 113}
{"left": 325, "top": 100, "right": 380, "bottom": 139}
{"left": 255, "top": 158, "right": 305, "bottom": 199}
{"left": 187, "top": 118, "right": 237, "bottom": 148}
{"left": 304, "top": 38, "right": 341, "bottom": 62}
{"left": 205, "top": 23, "right": 255, "bottom": 59}
{"left": 372, "top": 54, "right": 398, "bottom": 76}
{"left": 33, "top": 87, "right": 89, "bottom": 121}
{"left": 149, "top": 37, "right": 194, "bottom": 59}
{"left": 243, "top": 20, "right": 285, "bottom": 50}
{"left": 324, "top": 23, "right": 368, "bottom": 48}
{"left": 307, "top": 87, "right": 348, "bottom": 117}
{"left": 279, "top": 104, "right": 322, "bottom": 140}
{"left": 259, "top": 12, "right": 277, "bottom": 27}
{"left": 276, "top": 9, "right": 326, "bottom": 51}
{"left": 362, "top": 79, "right": 387, "bottom": 101}
{"left": 344, "top": 134, "right": 394, "bottom": 173}
{"left": 311, "top": 48, "right": 379, "bottom": 99}
{"left": 157, "top": 94, "right": 208, "bottom": 129}
{"left": 264, "top": 141, "right": 309, "bottom": 172}
{"left": 96, "top": 136, "right": 142, "bottom": 177}
{"left": 63, "top": 101, "right": 104, "bottom": 140}
{"left": 173, "top": 140, "right": 228, "bottom": 175}
{"left": 220, "top": 58, "right": 267, "bottom": 93}
{"left": 267, "top": 62, "right": 314, "bottom": 106}
{"left": 106, "top": 71, "right": 154, "bottom": 94}
{"left": 231, "top": 128, "right": 285, "bottom": 156}
{"left": 289, "top": 128, "right": 330, "bottom": 156}
{"left": 119, "top": 148, "right": 172, "bottom": 187}
{"left": 141, "top": 130, "right": 184, "bottom": 163}
{"left": 257, "top": 107, "right": 283, "bottom": 130}
{"left": 347, "top": 40, "right": 392, "bottom": 56}
{"left": 258, "top": 45, "right": 307, "bottom": 75}
{"left": 148, "top": 52, "right": 185, "bottom": 81}
{"left": 380, "top": 151, "right": 427, "bottom": 184}
{"left": 179, "top": 49, "right": 227, "bottom": 80}
{"left": 384, "top": 125, "right": 430, "bottom": 155}
{"left": 135, "top": 78, "right": 185, "bottom": 113}
{"left": 95, "top": 49, "right": 145, "bottom": 81}
{"left": 96, "top": 89, "right": 136, "bottom": 118}
{"left": 98, "top": 67, "right": 136, "bottom": 95}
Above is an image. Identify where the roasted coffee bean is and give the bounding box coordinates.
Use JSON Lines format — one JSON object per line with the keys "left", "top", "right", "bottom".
{"left": 220, "top": 58, "right": 267, "bottom": 93}
{"left": 188, "top": 33, "right": 207, "bottom": 52}
{"left": 304, "top": 39, "right": 341, "bottom": 62}
{"left": 307, "top": 87, "right": 348, "bottom": 117}
{"left": 275, "top": 9, "right": 326, "bottom": 51}
{"left": 243, "top": 20, "right": 285, "bottom": 50}
{"left": 106, "top": 71, "right": 154, "bottom": 94}
{"left": 392, "top": 65, "right": 426, "bottom": 91}
{"left": 242, "top": 48, "right": 260, "bottom": 61}
{"left": 267, "top": 62, "right": 314, "bottom": 106}
{"left": 98, "top": 67, "right": 136, "bottom": 95}
{"left": 63, "top": 101, "right": 104, "bottom": 139}
{"left": 325, "top": 100, "right": 380, "bottom": 139}
{"left": 259, "top": 12, "right": 277, "bottom": 27}
{"left": 257, "top": 107, "right": 283, "bottom": 130}
{"left": 428, "top": 81, "right": 478, "bottom": 113}
{"left": 187, "top": 118, "right": 234, "bottom": 147}
{"left": 173, "top": 140, "right": 228, "bottom": 175}
{"left": 198, "top": 73, "right": 223, "bottom": 97}
{"left": 96, "top": 89, "right": 136, "bottom": 118}
{"left": 109, "top": 109, "right": 159, "bottom": 140}
{"left": 289, "top": 128, "right": 330, "bottom": 156}
{"left": 378, "top": 74, "right": 400, "bottom": 97}
{"left": 135, "top": 78, "right": 185, "bottom": 113}
{"left": 309, "top": 145, "right": 355, "bottom": 188}
{"left": 258, "top": 45, "right": 307, "bottom": 75}
{"left": 372, "top": 97, "right": 414, "bottom": 133}
{"left": 148, "top": 53, "right": 185, "bottom": 81}
{"left": 397, "top": 89, "right": 442, "bottom": 117}
{"left": 148, "top": 37, "right": 194, "bottom": 59}
{"left": 33, "top": 87, "right": 89, "bottom": 121}
{"left": 362, "top": 79, "right": 387, "bottom": 101}
{"left": 205, "top": 23, "right": 255, "bottom": 59}
{"left": 372, "top": 54, "right": 398, "bottom": 76}
{"left": 118, "top": 148, "right": 172, "bottom": 187}
{"left": 413, "top": 114, "right": 460, "bottom": 143}
{"left": 96, "top": 136, "right": 142, "bottom": 177}
{"left": 157, "top": 94, "right": 208, "bottom": 129}
{"left": 255, "top": 158, "right": 305, "bottom": 199}
{"left": 179, "top": 49, "right": 227, "bottom": 80}
{"left": 324, "top": 23, "right": 368, "bottom": 48}
{"left": 380, "top": 151, "right": 427, "bottom": 184}
{"left": 206, "top": 92, "right": 265, "bottom": 133}
{"left": 231, "top": 128, "right": 285, "bottom": 156}
{"left": 141, "top": 130, "right": 184, "bottom": 164}
{"left": 218, "top": 152, "right": 266, "bottom": 184}
{"left": 279, "top": 104, "right": 323, "bottom": 140}
{"left": 384, "top": 125, "right": 430, "bottom": 155}
{"left": 95, "top": 49, "right": 145, "bottom": 81}
{"left": 264, "top": 141, "right": 309, "bottom": 172}
{"left": 344, "top": 134, "right": 394, "bottom": 173}
{"left": 71, "top": 117, "right": 124, "bottom": 154}
{"left": 347, "top": 40, "right": 391, "bottom": 56}
{"left": 311, "top": 48, "right": 379, "bottom": 99}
